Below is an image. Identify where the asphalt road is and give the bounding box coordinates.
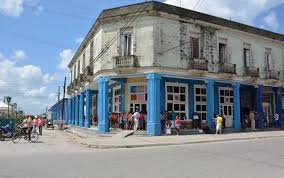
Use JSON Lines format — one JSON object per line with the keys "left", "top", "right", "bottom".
{"left": 1, "top": 129, "right": 284, "bottom": 178}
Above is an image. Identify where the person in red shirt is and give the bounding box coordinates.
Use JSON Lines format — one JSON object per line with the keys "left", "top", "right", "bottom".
{"left": 175, "top": 115, "right": 181, "bottom": 136}
{"left": 37, "top": 117, "right": 44, "bottom": 135}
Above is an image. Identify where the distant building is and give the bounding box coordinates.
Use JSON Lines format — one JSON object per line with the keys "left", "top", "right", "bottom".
{"left": 66, "top": 1, "right": 284, "bottom": 135}
{"left": 48, "top": 98, "right": 69, "bottom": 124}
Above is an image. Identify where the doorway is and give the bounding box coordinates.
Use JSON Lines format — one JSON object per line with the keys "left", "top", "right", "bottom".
{"left": 219, "top": 87, "right": 234, "bottom": 127}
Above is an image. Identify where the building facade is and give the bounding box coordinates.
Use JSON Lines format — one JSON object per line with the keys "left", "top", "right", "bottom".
{"left": 66, "top": 1, "right": 284, "bottom": 136}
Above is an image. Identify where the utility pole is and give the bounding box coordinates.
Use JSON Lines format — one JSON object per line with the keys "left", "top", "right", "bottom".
{"left": 57, "top": 86, "right": 60, "bottom": 121}
{"left": 61, "top": 77, "right": 66, "bottom": 128}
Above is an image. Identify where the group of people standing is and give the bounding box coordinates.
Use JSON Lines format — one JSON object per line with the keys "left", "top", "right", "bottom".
{"left": 108, "top": 111, "right": 146, "bottom": 131}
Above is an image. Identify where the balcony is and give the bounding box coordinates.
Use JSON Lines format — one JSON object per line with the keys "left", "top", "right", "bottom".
{"left": 74, "top": 78, "right": 79, "bottom": 87}
{"left": 113, "top": 55, "right": 138, "bottom": 68}
{"left": 78, "top": 74, "right": 85, "bottom": 86}
{"left": 265, "top": 70, "right": 280, "bottom": 80}
{"left": 219, "top": 63, "right": 236, "bottom": 74}
{"left": 83, "top": 66, "right": 93, "bottom": 80}
{"left": 189, "top": 59, "right": 208, "bottom": 71}
{"left": 244, "top": 66, "right": 260, "bottom": 78}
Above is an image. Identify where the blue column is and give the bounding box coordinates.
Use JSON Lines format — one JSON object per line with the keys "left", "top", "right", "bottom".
{"left": 160, "top": 77, "right": 166, "bottom": 113}
{"left": 147, "top": 73, "right": 161, "bottom": 136}
{"left": 79, "top": 92, "right": 84, "bottom": 127}
{"left": 188, "top": 82, "right": 194, "bottom": 119}
{"left": 233, "top": 82, "right": 241, "bottom": 132}
{"left": 120, "top": 79, "right": 126, "bottom": 113}
{"left": 72, "top": 97, "right": 76, "bottom": 125}
{"left": 98, "top": 76, "right": 109, "bottom": 133}
{"left": 68, "top": 98, "right": 72, "bottom": 125}
{"left": 206, "top": 79, "right": 215, "bottom": 129}
{"left": 255, "top": 85, "right": 263, "bottom": 128}
{"left": 276, "top": 87, "right": 283, "bottom": 128}
{"left": 85, "top": 89, "right": 91, "bottom": 128}
{"left": 75, "top": 95, "right": 80, "bottom": 126}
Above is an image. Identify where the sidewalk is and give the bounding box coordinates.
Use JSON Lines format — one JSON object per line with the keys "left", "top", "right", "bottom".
{"left": 67, "top": 127, "right": 284, "bottom": 149}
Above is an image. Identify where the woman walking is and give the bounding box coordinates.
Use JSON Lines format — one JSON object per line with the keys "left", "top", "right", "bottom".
{"left": 175, "top": 115, "right": 181, "bottom": 136}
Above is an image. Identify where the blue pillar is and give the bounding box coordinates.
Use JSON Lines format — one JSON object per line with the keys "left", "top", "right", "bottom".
{"left": 75, "top": 95, "right": 80, "bottom": 126}
{"left": 276, "top": 87, "right": 283, "bottom": 128}
{"left": 255, "top": 85, "right": 263, "bottom": 128}
{"left": 68, "top": 96, "right": 73, "bottom": 125}
{"left": 72, "top": 97, "right": 76, "bottom": 125}
{"left": 98, "top": 76, "right": 109, "bottom": 133}
{"left": 147, "top": 73, "right": 161, "bottom": 136}
{"left": 85, "top": 89, "right": 91, "bottom": 128}
{"left": 160, "top": 77, "right": 166, "bottom": 113}
{"left": 79, "top": 92, "right": 84, "bottom": 127}
{"left": 188, "top": 82, "right": 194, "bottom": 119}
{"left": 120, "top": 79, "right": 126, "bottom": 113}
{"left": 233, "top": 82, "right": 241, "bottom": 132}
{"left": 206, "top": 79, "right": 214, "bottom": 129}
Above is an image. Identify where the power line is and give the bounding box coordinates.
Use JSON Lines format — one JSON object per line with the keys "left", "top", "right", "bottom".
{"left": 193, "top": 0, "right": 201, "bottom": 10}
{"left": 90, "top": 1, "right": 152, "bottom": 65}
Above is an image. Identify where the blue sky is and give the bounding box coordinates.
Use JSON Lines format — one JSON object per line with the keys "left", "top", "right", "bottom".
{"left": 0, "top": 0, "right": 284, "bottom": 114}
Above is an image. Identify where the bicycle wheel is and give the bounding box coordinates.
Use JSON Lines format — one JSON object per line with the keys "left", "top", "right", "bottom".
{"left": 12, "top": 132, "right": 22, "bottom": 144}
{"left": 30, "top": 131, "right": 39, "bottom": 143}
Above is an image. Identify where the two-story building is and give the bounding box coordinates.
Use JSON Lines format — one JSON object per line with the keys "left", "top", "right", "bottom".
{"left": 66, "top": 1, "right": 284, "bottom": 136}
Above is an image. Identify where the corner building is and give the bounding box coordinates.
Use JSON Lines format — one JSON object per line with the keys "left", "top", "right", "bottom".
{"left": 66, "top": 1, "right": 284, "bottom": 136}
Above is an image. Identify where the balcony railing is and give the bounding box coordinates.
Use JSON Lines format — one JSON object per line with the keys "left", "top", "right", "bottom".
{"left": 83, "top": 66, "right": 93, "bottom": 79}
{"left": 219, "top": 63, "right": 236, "bottom": 74}
{"left": 244, "top": 66, "right": 260, "bottom": 78}
{"left": 78, "top": 74, "right": 85, "bottom": 85}
{"left": 189, "top": 59, "right": 208, "bottom": 71}
{"left": 113, "top": 55, "right": 138, "bottom": 68}
{"left": 74, "top": 79, "right": 79, "bottom": 87}
{"left": 265, "top": 70, "right": 280, "bottom": 80}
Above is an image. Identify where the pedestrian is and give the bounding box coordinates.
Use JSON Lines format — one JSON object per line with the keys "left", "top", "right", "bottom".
{"left": 32, "top": 117, "right": 38, "bottom": 132}
{"left": 249, "top": 111, "right": 256, "bottom": 132}
{"left": 193, "top": 112, "right": 200, "bottom": 130}
{"left": 175, "top": 115, "right": 181, "bottom": 136}
{"left": 274, "top": 113, "right": 279, "bottom": 128}
{"left": 22, "top": 116, "right": 32, "bottom": 141}
{"left": 139, "top": 112, "right": 145, "bottom": 130}
{"left": 215, "top": 114, "right": 223, "bottom": 134}
{"left": 132, "top": 110, "right": 140, "bottom": 131}
{"left": 165, "top": 120, "right": 172, "bottom": 135}
{"left": 127, "top": 112, "right": 133, "bottom": 130}
{"left": 37, "top": 117, "right": 44, "bottom": 135}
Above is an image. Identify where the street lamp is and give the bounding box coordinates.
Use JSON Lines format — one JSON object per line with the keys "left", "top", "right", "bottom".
{"left": 5, "top": 96, "right": 12, "bottom": 118}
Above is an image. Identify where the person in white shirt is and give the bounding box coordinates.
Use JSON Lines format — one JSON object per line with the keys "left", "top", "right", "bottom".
{"left": 193, "top": 112, "right": 200, "bottom": 130}
{"left": 132, "top": 111, "right": 140, "bottom": 131}
{"left": 274, "top": 113, "right": 279, "bottom": 128}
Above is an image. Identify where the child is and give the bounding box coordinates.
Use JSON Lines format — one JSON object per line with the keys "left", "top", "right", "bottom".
{"left": 165, "top": 121, "right": 172, "bottom": 135}
{"left": 175, "top": 115, "right": 181, "bottom": 136}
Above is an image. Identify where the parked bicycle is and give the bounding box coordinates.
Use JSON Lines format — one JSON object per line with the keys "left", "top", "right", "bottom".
{"left": 12, "top": 124, "right": 39, "bottom": 144}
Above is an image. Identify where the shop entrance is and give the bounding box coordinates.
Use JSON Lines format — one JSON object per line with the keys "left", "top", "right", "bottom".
{"left": 219, "top": 87, "right": 234, "bottom": 127}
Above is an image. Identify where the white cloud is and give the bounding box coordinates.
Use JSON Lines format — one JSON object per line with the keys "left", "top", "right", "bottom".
{"left": 164, "top": 0, "right": 284, "bottom": 25}
{"left": 262, "top": 11, "right": 279, "bottom": 31}
{"left": 11, "top": 49, "right": 27, "bottom": 60}
{"left": 0, "top": 0, "right": 24, "bottom": 17}
{"left": 75, "top": 37, "right": 84, "bottom": 44}
{"left": 0, "top": 50, "right": 59, "bottom": 114}
{"left": 57, "top": 49, "right": 74, "bottom": 71}
{"left": 24, "top": 87, "right": 47, "bottom": 97}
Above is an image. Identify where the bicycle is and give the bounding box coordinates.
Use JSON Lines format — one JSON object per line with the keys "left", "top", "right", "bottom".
{"left": 12, "top": 125, "right": 39, "bottom": 144}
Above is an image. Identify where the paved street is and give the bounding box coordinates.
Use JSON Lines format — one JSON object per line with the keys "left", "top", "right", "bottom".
{"left": 1, "top": 129, "right": 284, "bottom": 178}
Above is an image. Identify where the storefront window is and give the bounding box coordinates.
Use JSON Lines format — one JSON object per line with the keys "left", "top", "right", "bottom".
{"left": 129, "top": 83, "right": 147, "bottom": 114}
{"left": 166, "top": 82, "right": 188, "bottom": 120}
{"left": 194, "top": 85, "right": 207, "bottom": 121}
{"left": 113, "top": 86, "right": 121, "bottom": 113}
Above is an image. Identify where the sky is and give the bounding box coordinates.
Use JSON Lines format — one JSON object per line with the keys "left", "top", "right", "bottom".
{"left": 0, "top": 0, "right": 284, "bottom": 114}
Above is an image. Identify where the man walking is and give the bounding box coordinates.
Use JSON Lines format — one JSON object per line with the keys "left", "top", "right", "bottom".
{"left": 132, "top": 110, "right": 140, "bottom": 131}
{"left": 37, "top": 117, "right": 44, "bottom": 135}
{"left": 249, "top": 111, "right": 256, "bottom": 132}
{"left": 215, "top": 115, "right": 223, "bottom": 134}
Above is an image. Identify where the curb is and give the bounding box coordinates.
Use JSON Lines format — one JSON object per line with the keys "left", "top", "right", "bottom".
{"left": 81, "top": 135, "right": 284, "bottom": 149}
